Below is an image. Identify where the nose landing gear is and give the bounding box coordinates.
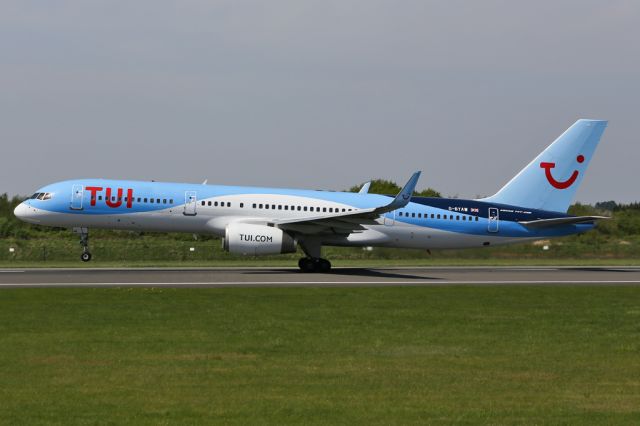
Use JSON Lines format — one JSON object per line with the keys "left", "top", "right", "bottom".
{"left": 74, "top": 227, "right": 92, "bottom": 262}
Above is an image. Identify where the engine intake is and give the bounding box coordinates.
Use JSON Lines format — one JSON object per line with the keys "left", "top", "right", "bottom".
{"left": 223, "top": 223, "right": 297, "bottom": 255}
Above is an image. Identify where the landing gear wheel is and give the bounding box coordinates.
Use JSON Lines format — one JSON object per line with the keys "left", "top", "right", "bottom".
{"left": 298, "top": 258, "right": 331, "bottom": 273}
{"left": 316, "top": 258, "right": 331, "bottom": 273}
{"left": 74, "top": 227, "right": 92, "bottom": 262}
{"left": 298, "top": 258, "right": 317, "bottom": 273}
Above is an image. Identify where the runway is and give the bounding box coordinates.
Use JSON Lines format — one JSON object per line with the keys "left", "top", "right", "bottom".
{"left": 1, "top": 266, "right": 640, "bottom": 288}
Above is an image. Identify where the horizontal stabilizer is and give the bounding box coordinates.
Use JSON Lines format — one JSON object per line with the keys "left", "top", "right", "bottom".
{"left": 519, "top": 216, "right": 609, "bottom": 228}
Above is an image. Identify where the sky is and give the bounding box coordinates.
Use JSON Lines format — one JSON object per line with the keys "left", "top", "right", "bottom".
{"left": 1, "top": 1, "right": 638, "bottom": 203}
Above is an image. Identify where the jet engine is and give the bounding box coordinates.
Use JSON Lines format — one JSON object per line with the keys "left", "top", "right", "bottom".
{"left": 223, "top": 223, "right": 297, "bottom": 255}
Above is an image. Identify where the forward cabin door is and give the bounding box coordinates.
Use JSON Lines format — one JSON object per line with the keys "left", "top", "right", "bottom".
{"left": 184, "top": 191, "right": 197, "bottom": 216}
{"left": 488, "top": 207, "right": 499, "bottom": 233}
{"left": 70, "top": 184, "right": 84, "bottom": 210}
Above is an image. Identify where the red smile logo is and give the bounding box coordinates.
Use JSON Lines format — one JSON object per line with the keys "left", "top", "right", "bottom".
{"left": 540, "top": 155, "right": 584, "bottom": 189}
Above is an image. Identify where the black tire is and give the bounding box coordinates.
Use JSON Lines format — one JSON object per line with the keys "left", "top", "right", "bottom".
{"left": 299, "top": 258, "right": 316, "bottom": 273}
{"left": 316, "top": 259, "right": 331, "bottom": 273}
{"left": 81, "top": 252, "right": 92, "bottom": 262}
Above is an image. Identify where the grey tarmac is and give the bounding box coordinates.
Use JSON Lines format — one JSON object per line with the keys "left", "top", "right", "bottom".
{"left": 1, "top": 266, "right": 640, "bottom": 288}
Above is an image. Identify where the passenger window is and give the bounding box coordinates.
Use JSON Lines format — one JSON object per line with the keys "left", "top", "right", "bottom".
{"left": 170, "top": 199, "right": 173, "bottom": 204}
{"left": 297, "top": 206, "right": 301, "bottom": 211}
{"left": 202, "top": 201, "right": 205, "bottom": 206}
{"left": 99, "top": 196, "right": 103, "bottom": 201}
{"left": 304, "top": 206, "right": 308, "bottom": 211}
{"left": 150, "top": 199, "right": 154, "bottom": 203}
{"left": 412, "top": 213, "right": 416, "bottom": 218}
{"left": 137, "top": 197, "right": 141, "bottom": 202}
{"left": 214, "top": 201, "right": 218, "bottom": 207}
{"left": 456, "top": 215, "right": 460, "bottom": 220}
{"left": 475, "top": 216, "right": 479, "bottom": 221}
{"left": 284, "top": 205, "right": 288, "bottom": 210}
{"left": 240, "top": 203, "right": 244, "bottom": 208}
{"left": 278, "top": 205, "right": 282, "bottom": 210}
{"left": 253, "top": 203, "right": 257, "bottom": 208}
{"left": 163, "top": 199, "right": 167, "bottom": 204}
{"left": 342, "top": 208, "right": 346, "bottom": 212}
{"left": 265, "top": 204, "right": 269, "bottom": 209}
{"left": 259, "top": 204, "right": 263, "bottom": 209}
{"left": 144, "top": 198, "right": 148, "bottom": 202}
{"left": 431, "top": 214, "right": 434, "bottom": 219}
{"left": 228, "top": 202, "right": 231, "bottom": 207}
{"left": 437, "top": 214, "right": 440, "bottom": 219}
{"left": 208, "top": 201, "right": 212, "bottom": 206}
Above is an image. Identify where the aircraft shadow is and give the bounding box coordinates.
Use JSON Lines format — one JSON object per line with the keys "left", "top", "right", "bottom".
{"left": 243, "top": 268, "right": 437, "bottom": 280}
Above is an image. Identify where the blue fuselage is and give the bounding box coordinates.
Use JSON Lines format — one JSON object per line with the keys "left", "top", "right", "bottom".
{"left": 14, "top": 179, "right": 593, "bottom": 251}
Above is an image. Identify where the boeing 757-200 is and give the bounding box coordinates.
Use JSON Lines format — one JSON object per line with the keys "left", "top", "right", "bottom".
{"left": 14, "top": 119, "right": 608, "bottom": 272}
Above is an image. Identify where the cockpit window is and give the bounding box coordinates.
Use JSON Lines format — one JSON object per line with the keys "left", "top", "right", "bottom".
{"left": 30, "top": 192, "right": 53, "bottom": 200}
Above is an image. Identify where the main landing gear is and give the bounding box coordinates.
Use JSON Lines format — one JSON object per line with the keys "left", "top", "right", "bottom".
{"left": 297, "top": 239, "right": 331, "bottom": 273}
{"left": 298, "top": 257, "right": 331, "bottom": 273}
{"left": 74, "top": 227, "right": 92, "bottom": 262}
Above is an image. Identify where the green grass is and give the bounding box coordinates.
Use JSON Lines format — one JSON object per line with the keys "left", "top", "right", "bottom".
{"left": 1, "top": 286, "right": 639, "bottom": 424}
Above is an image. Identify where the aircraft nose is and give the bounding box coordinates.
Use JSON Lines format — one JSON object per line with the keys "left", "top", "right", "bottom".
{"left": 14, "top": 202, "right": 40, "bottom": 223}
{"left": 14, "top": 202, "right": 26, "bottom": 220}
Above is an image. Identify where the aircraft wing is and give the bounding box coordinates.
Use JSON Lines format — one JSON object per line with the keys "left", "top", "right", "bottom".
{"left": 519, "top": 215, "right": 610, "bottom": 228}
{"left": 270, "top": 172, "right": 421, "bottom": 234}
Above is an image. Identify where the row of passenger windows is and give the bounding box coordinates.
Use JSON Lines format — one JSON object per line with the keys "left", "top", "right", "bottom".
{"left": 91, "top": 195, "right": 174, "bottom": 204}
{"left": 398, "top": 211, "right": 479, "bottom": 222}
{"left": 198, "top": 199, "right": 480, "bottom": 221}
{"left": 200, "top": 200, "right": 354, "bottom": 213}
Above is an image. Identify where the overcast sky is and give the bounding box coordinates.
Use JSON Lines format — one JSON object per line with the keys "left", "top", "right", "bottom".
{"left": 1, "top": 1, "right": 638, "bottom": 203}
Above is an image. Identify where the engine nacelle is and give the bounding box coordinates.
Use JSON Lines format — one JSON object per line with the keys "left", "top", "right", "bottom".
{"left": 223, "top": 223, "right": 297, "bottom": 255}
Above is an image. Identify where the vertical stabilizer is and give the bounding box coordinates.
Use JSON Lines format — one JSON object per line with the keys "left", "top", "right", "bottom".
{"left": 481, "top": 119, "right": 607, "bottom": 213}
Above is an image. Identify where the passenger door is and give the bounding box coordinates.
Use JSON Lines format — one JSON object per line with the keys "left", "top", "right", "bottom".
{"left": 488, "top": 207, "right": 499, "bottom": 232}
{"left": 70, "top": 184, "right": 84, "bottom": 210}
{"left": 183, "top": 191, "right": 197, "bottom": 216}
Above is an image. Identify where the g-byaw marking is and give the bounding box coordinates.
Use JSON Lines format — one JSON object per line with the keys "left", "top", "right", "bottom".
{"left": 15, "top": 119, "right": 610, "bottom": 273}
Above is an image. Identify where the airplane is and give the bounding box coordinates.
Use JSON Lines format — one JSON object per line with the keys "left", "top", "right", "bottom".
{"left": 14, "top": 119, "right": 608, "bottom": 272}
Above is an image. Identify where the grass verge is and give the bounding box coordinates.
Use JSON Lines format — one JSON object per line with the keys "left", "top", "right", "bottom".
{"left": 1, "top": 286, "right": 639, "bottom": 424}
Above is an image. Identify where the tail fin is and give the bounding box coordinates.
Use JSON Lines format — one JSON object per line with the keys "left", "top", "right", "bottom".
{"left": 481, "top": 119, "right": 607, "bottom": 213}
